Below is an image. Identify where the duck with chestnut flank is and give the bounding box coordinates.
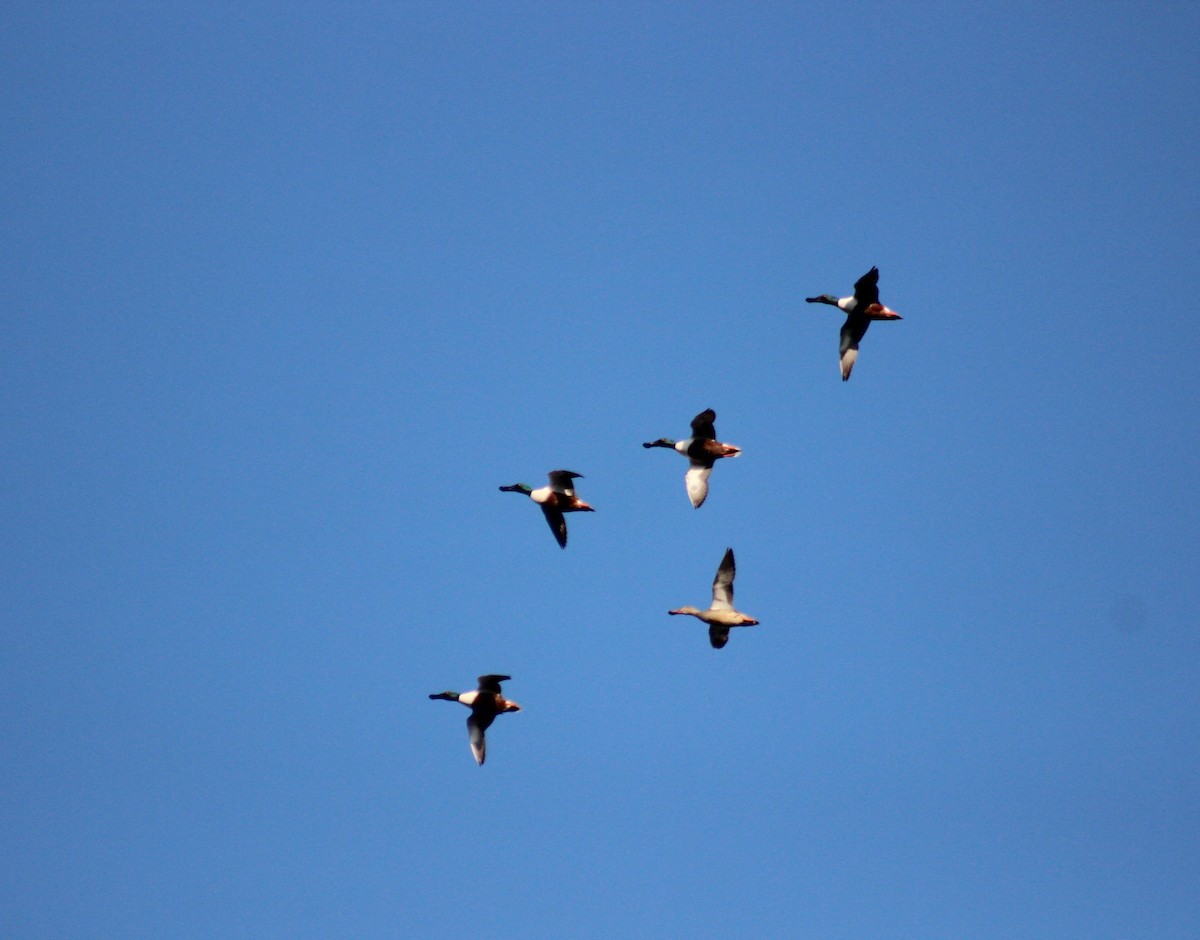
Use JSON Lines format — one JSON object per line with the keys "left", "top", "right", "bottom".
{"left": 806, "top": 266, "right": 902, "bottom": 381}
{"left": 499, "top": 470, "right": 594, "bottom": 548}
{"left": 429, "top": 674, "right": 522, "bottom": 766}
{"left": 643, "top": 409, "right": 741, "bottom": 508}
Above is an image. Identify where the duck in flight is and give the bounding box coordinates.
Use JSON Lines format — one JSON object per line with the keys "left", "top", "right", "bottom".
{"left": 806, "top": 266, "right": 902, "bottom": 381}
{"left": 668, "top": 547, "right": 759, "bottom": 649}
{"left": 429, "top": 674, "right": 522, "bottom": 765}
{"left": 499, "top": 470, "right": 595, "bottom": 548}
{"left": 643, "top": 409, "right": 741, "bottom": 508}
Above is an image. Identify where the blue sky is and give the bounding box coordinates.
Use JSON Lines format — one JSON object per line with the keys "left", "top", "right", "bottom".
{"left": 2, "top": 3, "right": 1198, "bottom": 937}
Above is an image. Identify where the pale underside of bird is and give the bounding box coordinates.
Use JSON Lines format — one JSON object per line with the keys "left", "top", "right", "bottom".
{"left": 668, "top": 547, "right": 759, "bottom": 648}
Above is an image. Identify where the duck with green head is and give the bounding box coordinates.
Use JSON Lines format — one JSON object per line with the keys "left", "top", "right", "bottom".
{"left": 499, "top": 470, "right": 594, "bottom": 548}
{"left": 806, "top": 266, "right": 902, "bottom": 381}
{"left": 429, "top": 674, "right": 522, "bottom": 766}
{"left": 643, "top": 408, "right": 741, "bottom": 508}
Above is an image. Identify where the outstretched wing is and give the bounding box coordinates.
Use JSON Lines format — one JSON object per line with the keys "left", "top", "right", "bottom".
{"left": 547, "top": 470, "right": 582, "bottom": 495}
{"left": 853, "top": 266, "right": 880, "bottom": 306}
{"left": 467, "top": 712, "right": 495, "bottom": 765}
{"left": 684, "top": 463, "right": 712, "bottom": 509}
{"left": 711, "top": 547, "right": 736, "bottom": 610}
{"left": 839, "top": 346, "right": 858, "bottom": 381}
{"left": 477, "top": 675, "right": 510, "bottom": 694}
{"left": 708, "top": 624, "right": 730, "bottom": 649}
{"left": 840, "top": 318, "right": 870, "bottom": 382}
{"left": 540, "top": 503, "right": 568, "bottom": 548}
{"left": 689, "top": 409, "right": 717, "bottom": 440}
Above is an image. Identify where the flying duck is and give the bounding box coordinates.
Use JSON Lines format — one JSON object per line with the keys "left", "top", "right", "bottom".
{"left": 668, "top": 547, "right": 759, "bottom": 649}
{"left": 499, "top": 470, "right": 595, "bottom": 548}
{"left": 429, "top": 674, "right": 522, "bottom": 766}
{"left": 643, "top": 408, "right": 741, "bottom": 508}
{"left": 805, "top": 266, "right": 902, "bottom": 381}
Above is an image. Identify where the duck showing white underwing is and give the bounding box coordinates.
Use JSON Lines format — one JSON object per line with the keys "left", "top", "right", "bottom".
{"left": 643, "top": 408, "right": 741, "bottom": 508}
{"left": 499, "top": 470, "right": 595, "bottom": 548}
{"left": 429, "top": 674, "right": 522, "bottom": 766}
{"left": 668, "top": 547, "right": 759, "bottom": 649}
{"left": 806, "top": 266, "right": 902, "bottom": 381}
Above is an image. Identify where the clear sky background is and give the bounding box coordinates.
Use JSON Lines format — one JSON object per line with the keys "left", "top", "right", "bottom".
{"left": 3, "top": 3, "right": 1198, "bottom": 938}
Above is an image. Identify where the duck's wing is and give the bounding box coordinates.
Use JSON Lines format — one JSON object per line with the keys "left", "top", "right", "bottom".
{"left": 853, "top": 266, "right": 880, "bottom": 306}
{"left": 684, "top": 463, "right": 712, "bottom": 509}
{"left": 689, "top": 409, "right": 717, "bottom": 440}
{"left": 839, "top": 318, "right": 870, "bottom": 382}
{"left": 477, "top": 675, "right": 510, "bottom": 694}
{"left": 839, "top": 346, "right": 858, "bottom": 381}
{"left": 467, "top": 712, "right": 495, "bottom": 765}
{"left": 540, "top": 502, "right": 568, "bottom": 548}
{"left": 711, "top": 547, "right": 736, "bottom": 610}
{"left": 708, "top": 624, "right": 730, "bottom": 649}
{"left": 547, "top": 469, "right": 582, "bottom": 495}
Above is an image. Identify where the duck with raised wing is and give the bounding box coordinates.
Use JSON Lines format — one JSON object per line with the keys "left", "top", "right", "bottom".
{"left": 806, "top": 266, "right": 902, "bottom": 381}
{"left": 429, "top": 674, "right": 522, "bottom": 766}
{"left": 643, "top": 408, "right": 741, "bottom": 508}
{"left": 499, "top": 470, "right": 594, "bottom": 548}
{"left": 668, "top": 547, "right": 759, "bottom": 649}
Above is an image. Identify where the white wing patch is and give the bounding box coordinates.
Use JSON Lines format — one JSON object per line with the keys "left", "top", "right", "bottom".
{"left": 467, "top": 714, "right": 486, "bottom": 765}
{"left": 685, "top": 464, "right": 712, "bottom": 508}
{"left": 840, "top": 347, "right": 858, "bottom": 381}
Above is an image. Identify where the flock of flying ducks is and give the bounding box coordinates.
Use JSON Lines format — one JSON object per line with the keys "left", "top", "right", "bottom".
{"left": 430, "top": 267, "right": 903, "bottom": 764}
